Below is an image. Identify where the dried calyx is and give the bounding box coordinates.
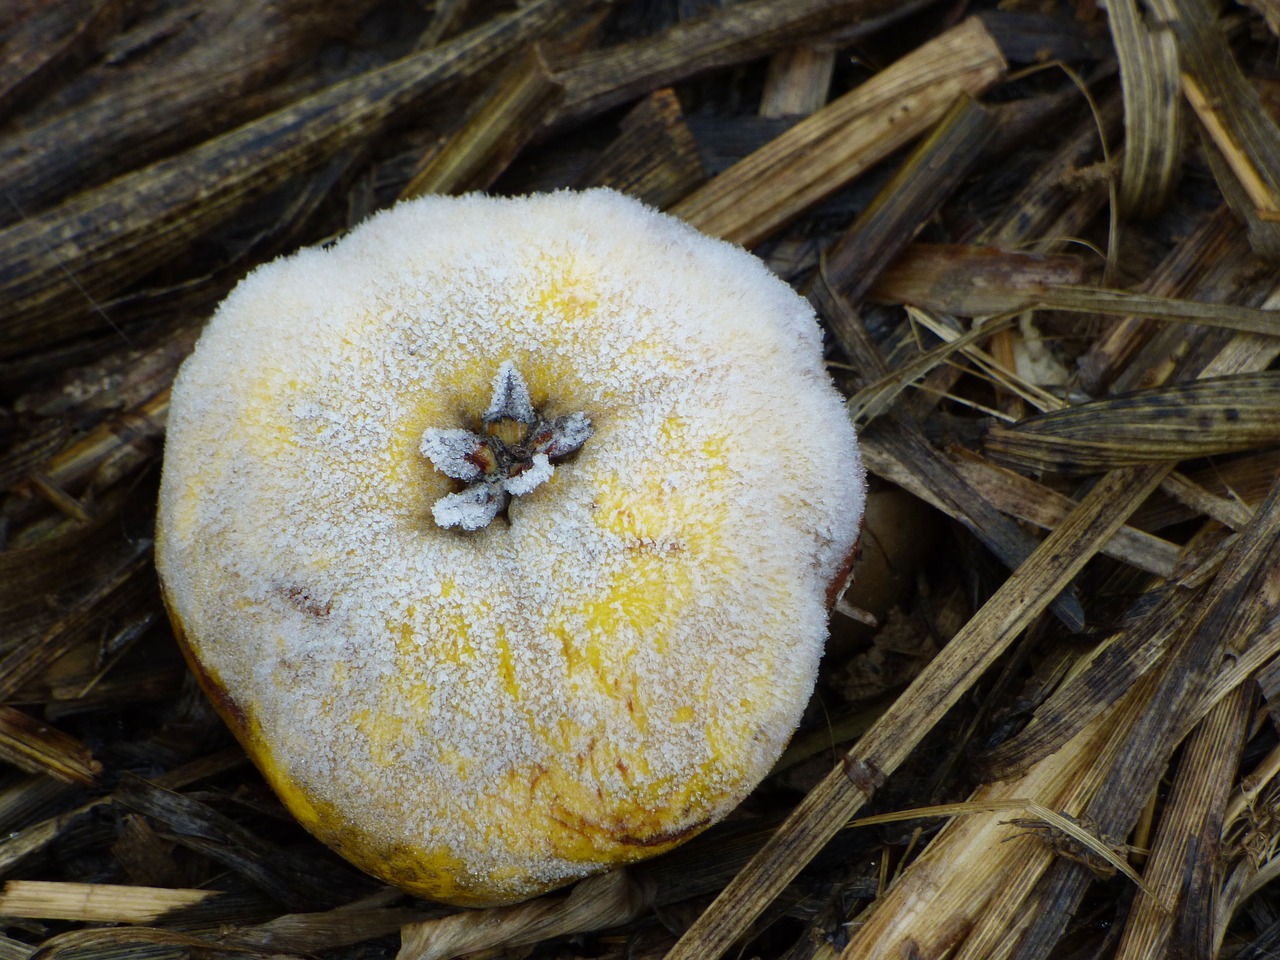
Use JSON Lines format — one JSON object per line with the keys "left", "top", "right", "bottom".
{"left": 420, "top": 361, "right": 592, "bottom": 531}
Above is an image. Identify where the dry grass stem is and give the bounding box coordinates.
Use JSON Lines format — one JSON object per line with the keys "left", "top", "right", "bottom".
{"left": 846, "top": 799, "right": 1152, "bottom": 894}
{"left": 400, "top": 47, "right": 564, "bottom": 199}
{"left": 759, "top": 44, "right": 836, "bottom": 119}
{"left": 817, "top": 95, "right": 999, "bottom": 355}
{"left": 0, "top": 707, "right": 100, "bottom": 785}
{"left": 399, "top": 870, "right": 652, "bottom": 960}
{"left": 669, "top": 18, "right": 1008, "bottom": 247}
{"left": 554, "top": 0, "right": 919, "bottom": 122}
{"left": 575, "top": 89, "right": 705, "bottom": 207}
{"left": 1113, "top": 687, "right": 1252, "bottom": 959}
{"left": 0, "top": 0, "right": 592, "bottom": 358}
{"left": 1155, "top": 0, "right": 1280, "bottom": 252}
{"left": 0, "top": 880, "right": 216, "bottom": 923}
{"left": 1184, "top": 73, "right": 1280, "bottom": 219}
{"left": 666, "top": 465, "right": 1171, "bottom": 959}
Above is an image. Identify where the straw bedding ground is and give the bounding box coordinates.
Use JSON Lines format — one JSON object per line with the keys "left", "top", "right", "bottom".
{"left": 2, "top": 1, "right": 1280, "bottom": 958}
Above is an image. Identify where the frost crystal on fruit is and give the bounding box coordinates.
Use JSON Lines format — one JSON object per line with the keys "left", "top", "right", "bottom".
{"left": 156, "top": 189, "right": 866, "bottom": 908}
{"left": 420, "top": 362, "right": 592, "bottom": 530}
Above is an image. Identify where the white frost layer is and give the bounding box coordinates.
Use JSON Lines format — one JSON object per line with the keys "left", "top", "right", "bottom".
{"left": 156, "top": 189, "right": 866, "bottom": 901}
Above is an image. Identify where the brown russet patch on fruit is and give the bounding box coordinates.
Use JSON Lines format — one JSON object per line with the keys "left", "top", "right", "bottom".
{"left": 282, "top": 584, "right": 331, "bottom": 619}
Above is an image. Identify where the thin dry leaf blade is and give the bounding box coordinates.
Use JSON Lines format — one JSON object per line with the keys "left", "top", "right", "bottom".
{"left": 986, "top": 372, "right": 1280, "bottom": 474}
{"left": 871, "top": 244, "right": 1089, "bottom": 315}
{"left": 1105, "top": 0, "right": 1182, "bottom": 216}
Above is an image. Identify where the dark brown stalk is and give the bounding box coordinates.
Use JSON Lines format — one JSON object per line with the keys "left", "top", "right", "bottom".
{"left": 553, "top": 0, "right": 927, "bottom": 124}
{"left": 871, "top": 245, "right": 1090, "bottom": 316}
{"left": 1112, "top": 685, "right": 1253, "bottom": 959}
{"left": 1077, "top": 204, "right": 1248, "bottom": 393}
{"left": 0, "top": 0, "right": 141, "bottom": 121}
{"left": 863, "top": 419, "right": 1089, "bottom": 631}
{"left": 669, "top": 17, "right": 1008, "bottom": 247}
{"left": 400, "top": 47, "right": 565, "bottom": 199}
{"left": 817, "top": 95, "right": 999, "bottom": 327}
{"left": 576, "top": 89, "right": 706, "bottom": 208}
{"left": 0, "top": 706, "right": 101, "bottom": 785}
{"left": 1153, "top": 0, "right": 1280, "bottom": 258}
{"left": 0, "top": 0, "right": 381, "bottom": 224}
{"left": 0, "top": 0, "right": 595, "bottom": 360}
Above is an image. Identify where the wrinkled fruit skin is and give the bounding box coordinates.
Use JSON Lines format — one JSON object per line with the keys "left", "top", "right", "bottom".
{"left": 157, "top": 190, "right": 866, "bottom": 906}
